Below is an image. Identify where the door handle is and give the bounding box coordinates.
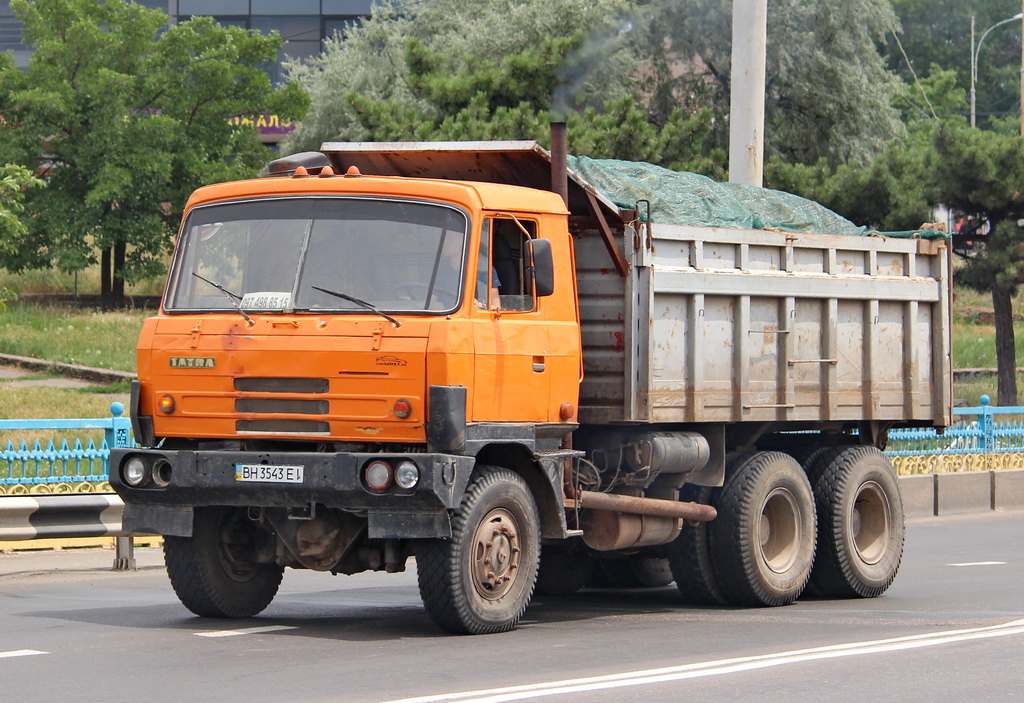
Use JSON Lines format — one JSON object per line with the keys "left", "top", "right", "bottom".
{"left": 532, "top": 355, "right": 545, "bottom": 373}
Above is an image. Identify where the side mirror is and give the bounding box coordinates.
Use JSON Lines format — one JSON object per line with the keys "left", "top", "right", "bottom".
{"left": 528, "top": 239, "right": 555, "bottom": 297}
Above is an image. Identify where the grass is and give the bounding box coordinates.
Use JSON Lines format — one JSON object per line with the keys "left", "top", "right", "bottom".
{"left": 951, "top": 317, "right": 1024, "bottom": 369}
{"left": 0, "top": 303, "right": 149, "bottom": 372}
{"left": 0, "top": 267, "right": 165, "bottom": 298}
{"left": 0, "top": 382, "right": 131, "bottom": 419}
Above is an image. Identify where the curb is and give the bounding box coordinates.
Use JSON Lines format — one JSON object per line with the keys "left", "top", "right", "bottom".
{"left": 0, "top": 353, "right": 135, "bottom": 385}
{"left": 899, "top": 468, "right": 1024, "bottom": 516}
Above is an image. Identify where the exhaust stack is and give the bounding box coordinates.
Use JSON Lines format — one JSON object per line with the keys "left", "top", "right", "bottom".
{"left": 550, "top": 122, "right": 568, "bottom": 207}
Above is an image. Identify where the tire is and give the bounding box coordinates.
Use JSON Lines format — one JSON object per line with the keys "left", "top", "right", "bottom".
{"left": 788, "top": 446, "right": 833, "bottom": 472}
{"left": 416, "top": 466, "right": 541, "bottom": 634}
{"left": 667, "top": 452, "right": 753, "bottom": 606}
{"left": 534, "top": 542, "right": 596, "bottom": 595}
{"left": 598, "top": 556, "right": 674, "bottom": 589}
{"left": 709, "top": 451, "right": 816, "bottom": 607}
{"left": 667, "top": 484, "right": 726, "bottom": 605}
{"left": 163, "top": 506, "right": 283, "bottom": 618}
{"left": 806, "top": 446, "right": 905, "bottom": 598}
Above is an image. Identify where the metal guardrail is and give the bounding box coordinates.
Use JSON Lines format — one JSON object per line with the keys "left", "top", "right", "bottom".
{"left": 0, "top": 493, "right": 125, "bottom": 539}
{"left": 0, "top": 493, "right": 135, "bottom": 569}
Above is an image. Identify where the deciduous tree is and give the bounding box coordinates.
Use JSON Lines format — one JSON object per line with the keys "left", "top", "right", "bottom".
{"left": 641, "top": 0, "right": 905, "bottom": 166}
{"left": 887, "top": 0, "right": 1022, "bottom": 125}
{"left": 0, "top": 0, "right": 308, "bottom": 306}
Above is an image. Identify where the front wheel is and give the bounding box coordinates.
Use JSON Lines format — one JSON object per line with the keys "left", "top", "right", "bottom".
{"left": 163, "top": 506, "right": 283, "bottom": 618}
{"left": 416, "top": 467, "right": 540, "bottom": 634}
{"left": 806, "top": 446, "right": 905, "bottom": 598}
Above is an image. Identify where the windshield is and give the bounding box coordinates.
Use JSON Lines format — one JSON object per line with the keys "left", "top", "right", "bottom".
{"left": 164, "top": 197, "right": 469, "bottom": 314}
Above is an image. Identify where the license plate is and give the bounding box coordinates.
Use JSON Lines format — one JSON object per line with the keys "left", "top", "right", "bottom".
{"left": 235, "top": 464, "right": 304, "bottom": 483}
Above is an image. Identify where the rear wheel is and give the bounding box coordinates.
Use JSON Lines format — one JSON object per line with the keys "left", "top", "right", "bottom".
{"left": 163, "top": 506, "right": 283, "bottom": 618}
{"left": 806, "top": 446, "right": 905, "bottom": 598}
{"left": 667, "top": 484, "right": 726, "bottom": 605}
{"left": 416, "top": 466, "right": 540, "bottom": 634}
{"left": 709, "top": 452, "right": 816, "bottom": 607}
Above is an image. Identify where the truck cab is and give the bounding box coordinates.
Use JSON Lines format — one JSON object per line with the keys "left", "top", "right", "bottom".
{"left": 112, "top": 148, "right": 593, "bottom": 634}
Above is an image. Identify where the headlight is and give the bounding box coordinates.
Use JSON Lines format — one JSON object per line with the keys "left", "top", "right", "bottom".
{"left": 394, "top": 460, "right": 420, "bottom": 489}
{"left": 123, "top": 456, "right": 149, "bottom": 487}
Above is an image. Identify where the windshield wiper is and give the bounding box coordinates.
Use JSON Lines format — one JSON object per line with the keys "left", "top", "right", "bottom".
{"left": 311, "top": 285, "right": 401, "bottom": 328}
{"left": 192, "top": 273, "right": 254, "bottom": 326}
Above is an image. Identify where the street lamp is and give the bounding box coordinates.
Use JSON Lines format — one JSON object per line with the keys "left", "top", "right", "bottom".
{"left": 970, "top": 13, "right": 1024, "bottom": 128}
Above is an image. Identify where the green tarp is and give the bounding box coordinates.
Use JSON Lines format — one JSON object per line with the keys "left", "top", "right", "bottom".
{"left": 568, "top": 156, "right": 949, "bottom": 241}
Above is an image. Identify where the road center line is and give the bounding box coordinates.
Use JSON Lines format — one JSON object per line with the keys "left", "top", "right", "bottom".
{"left": 948, "top": 561, "right": 1007, "bottom": 567}
{"left": 0, "top": 650, "right": 47, "bottom": 659}
{"left": 194, "top": 625, "right": 297, "bottom": 638}
{"left": 378, "top": 619, "right": 1024, "bottom": 703}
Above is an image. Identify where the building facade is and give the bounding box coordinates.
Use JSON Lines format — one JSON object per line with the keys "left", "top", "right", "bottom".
{"left": 2, "top": 0, "right": 371, "bottom": 84}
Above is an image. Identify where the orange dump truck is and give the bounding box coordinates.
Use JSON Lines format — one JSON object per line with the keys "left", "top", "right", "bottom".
{"left": 110, "top": 138, "right": 952, "bottom": 634}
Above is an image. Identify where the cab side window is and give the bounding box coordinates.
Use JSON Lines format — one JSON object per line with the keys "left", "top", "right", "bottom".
{"left": 491, "top": 217, "right": 537, "bottom": 312}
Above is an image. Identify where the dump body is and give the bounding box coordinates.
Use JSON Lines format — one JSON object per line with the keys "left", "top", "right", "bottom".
{"left": 577, "top": 222, "right": 952, "bottom": 427}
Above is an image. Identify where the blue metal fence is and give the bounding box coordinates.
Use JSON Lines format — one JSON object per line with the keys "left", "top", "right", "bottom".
{"left": 2, "top": 397, "right": 1023, "bottom": 490}
{"left": 886, "top": 395, "right": 1024, "bottom": 457}
{"left": 0, "top": 402, "right": 133, "bottom": 491}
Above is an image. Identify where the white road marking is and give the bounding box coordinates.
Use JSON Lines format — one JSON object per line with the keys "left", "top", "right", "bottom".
{"left": 378, "top": 619, "right": 1024, "bottom": 703}
{"left": 0, "top": 650, "right": 47, "bottom": 659}
{"left": 948, "top": 561, "right": 1007, "bottom": 567}
{"left": 194, "top": 625, "right": 297, "bottom": 638}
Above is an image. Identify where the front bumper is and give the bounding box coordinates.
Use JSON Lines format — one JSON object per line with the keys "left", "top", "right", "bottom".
{"left": 108, "top": 448, "right": 475, "bottom": 538}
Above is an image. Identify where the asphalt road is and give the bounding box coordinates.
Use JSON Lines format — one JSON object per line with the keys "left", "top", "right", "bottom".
{"left": 2, "top": 511, "right": 1022, "bottom": 703}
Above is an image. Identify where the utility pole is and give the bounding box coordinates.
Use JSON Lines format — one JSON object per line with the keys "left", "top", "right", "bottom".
{"left": 1020, "top": 0, "right": 1023, "bottom": 135}
{"left": 728, "top": 0, "right": 767, "bottom": 186}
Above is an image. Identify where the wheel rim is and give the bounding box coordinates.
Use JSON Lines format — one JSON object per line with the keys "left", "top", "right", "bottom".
{"left": 471, "top": 507, "right": 522, "bottom": 601}
{"left": 758, "top": 488, "right": 801, "bottom": 574}
{"left": 851, "top": 480, "right": 891, "bottom": 565}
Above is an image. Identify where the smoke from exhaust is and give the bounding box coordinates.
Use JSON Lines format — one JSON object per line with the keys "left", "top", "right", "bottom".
{"left": 551, "top": 13, "right": 646, "bottom": 121}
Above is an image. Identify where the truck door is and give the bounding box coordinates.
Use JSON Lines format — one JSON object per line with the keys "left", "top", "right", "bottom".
{"left": 471, "top": 216, "right": 552, "bottom": 422}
